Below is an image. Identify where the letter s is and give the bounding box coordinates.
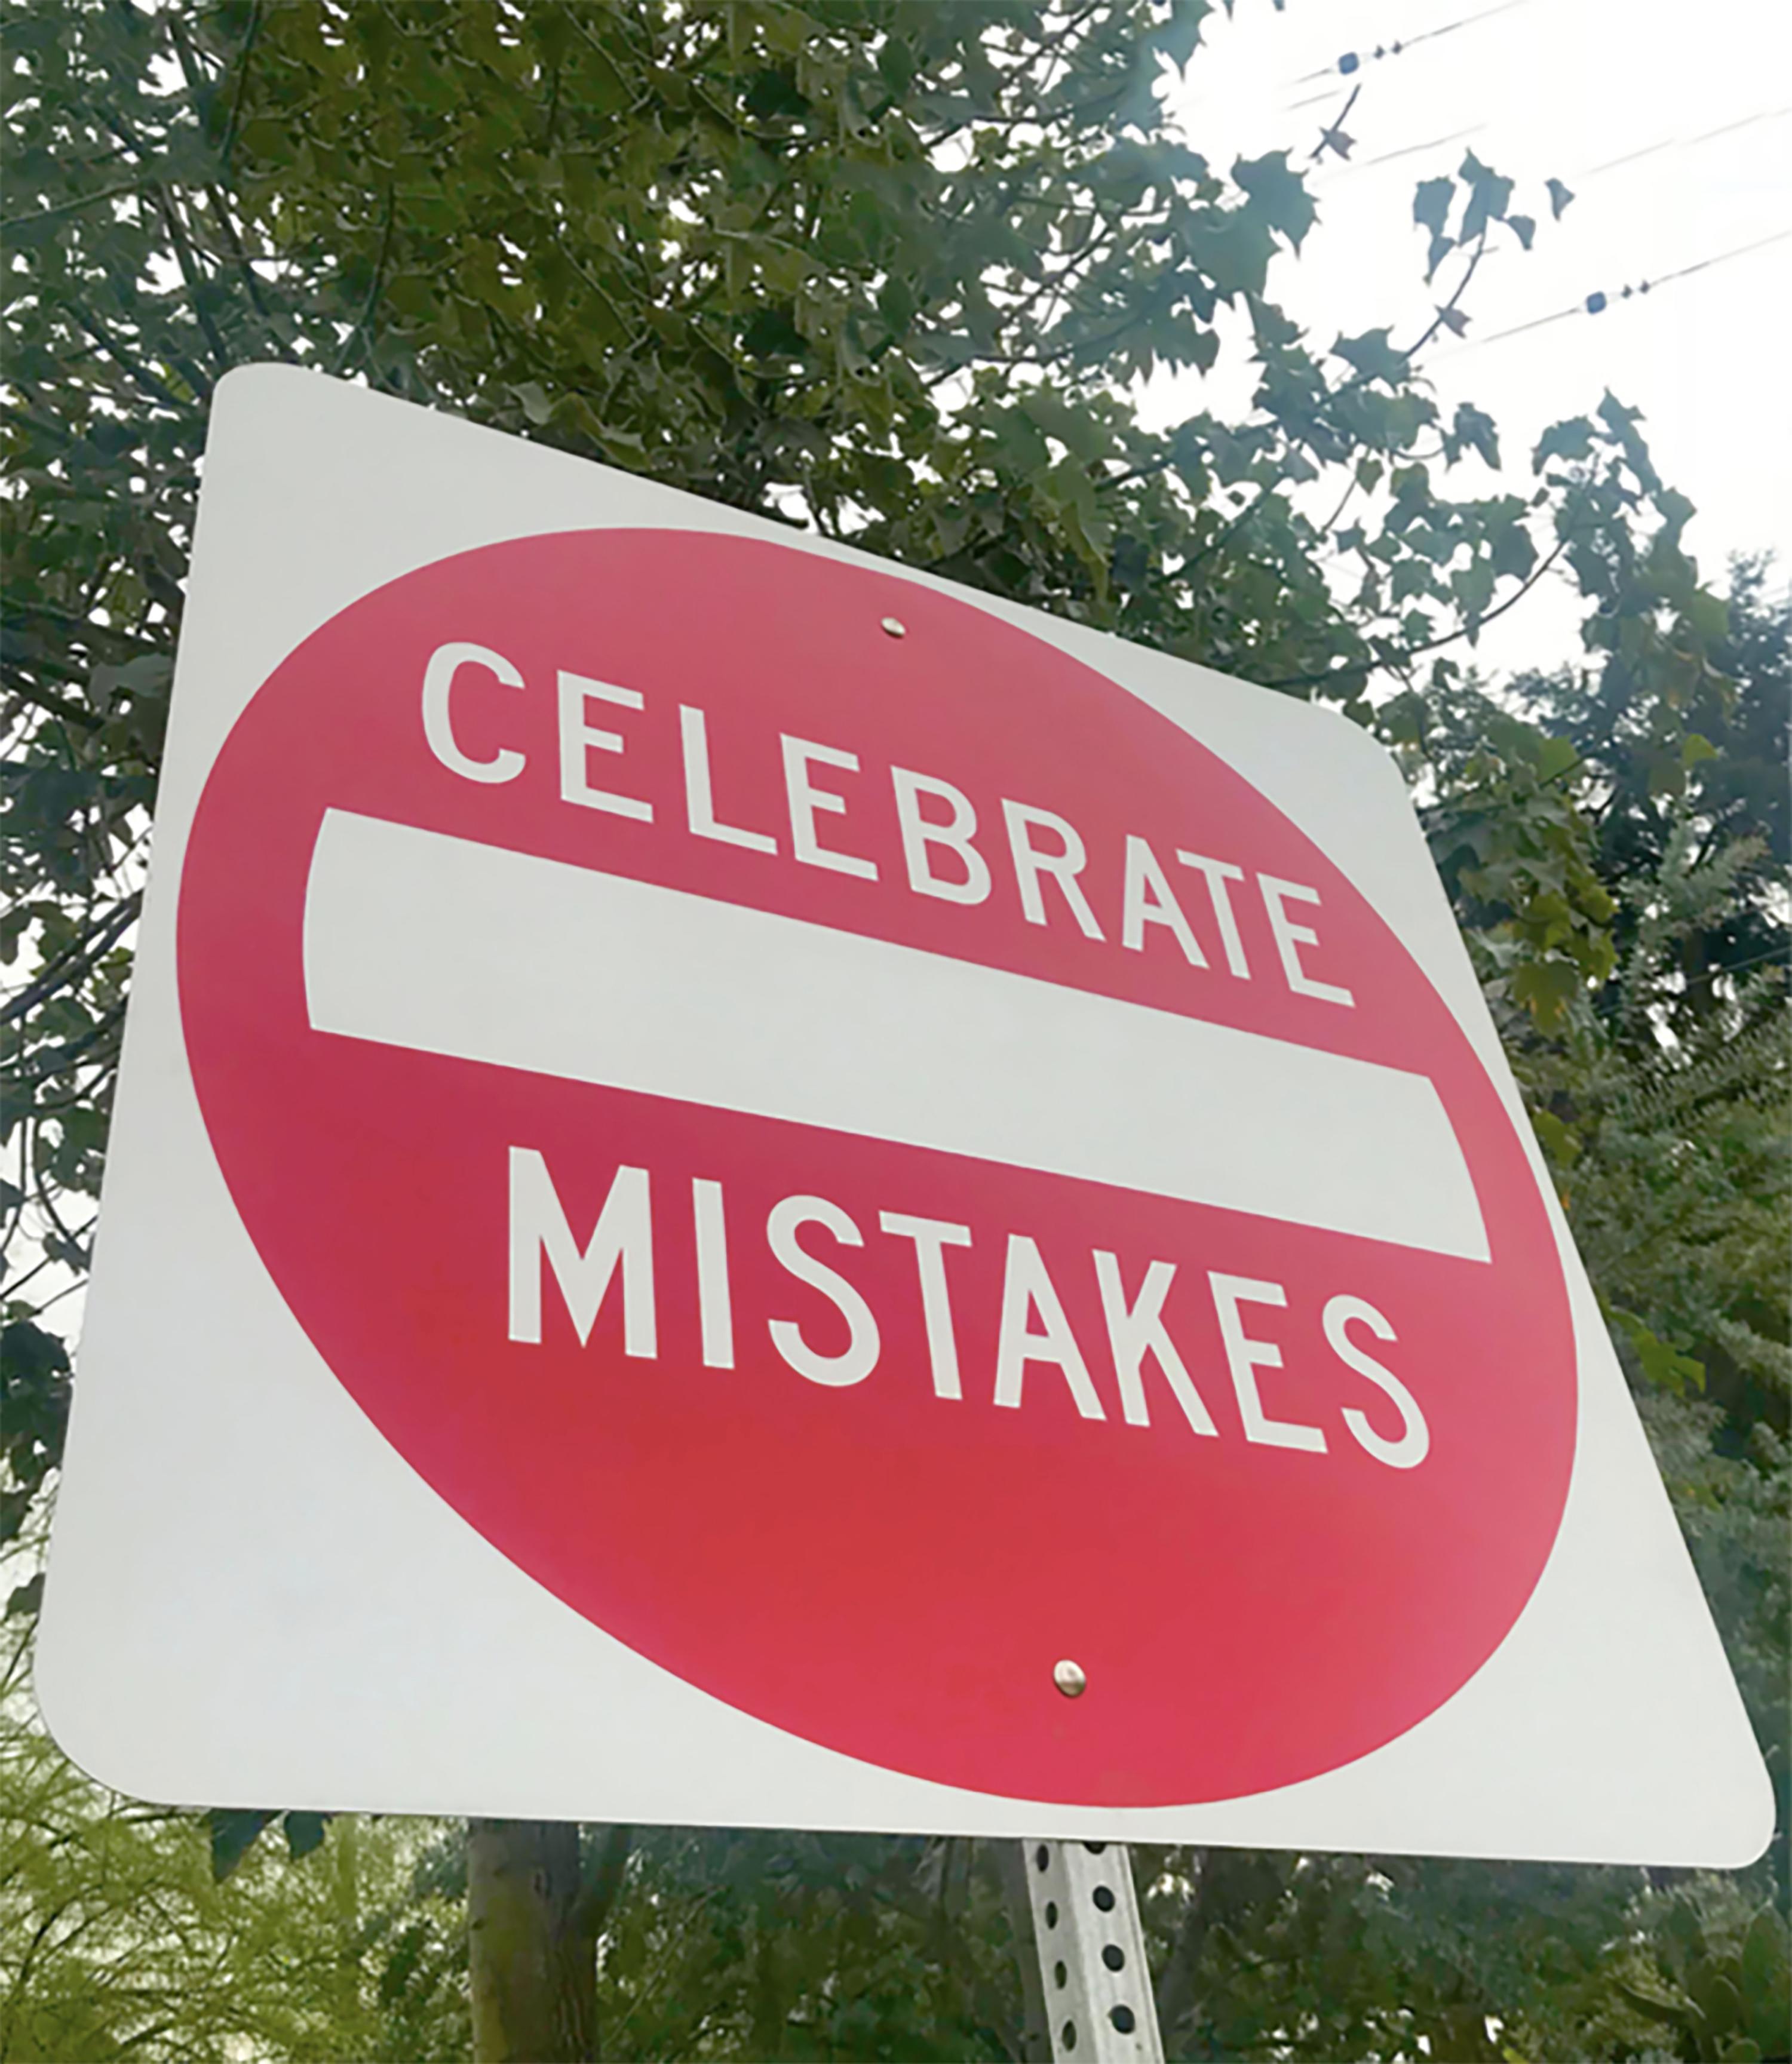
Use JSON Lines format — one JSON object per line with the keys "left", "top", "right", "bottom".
{"left": 1324, "top": 1294, "right": 1428, "bottom": 1469}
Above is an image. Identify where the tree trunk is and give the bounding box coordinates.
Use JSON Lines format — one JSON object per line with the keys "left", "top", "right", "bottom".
{"left": 1152, "top": 1848, "right": 1210, "bottom": 2048}
{"left": 993, "top": 1841, "right": 1052, "bottom": 2062}
{"left": 468, "top": 1820, "right": 630, "bottom": 2063}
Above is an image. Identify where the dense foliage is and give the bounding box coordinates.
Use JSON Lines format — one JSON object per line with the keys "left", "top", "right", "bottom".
{"left": 2, "top": 2, "right": 1785, "bottom": 2058}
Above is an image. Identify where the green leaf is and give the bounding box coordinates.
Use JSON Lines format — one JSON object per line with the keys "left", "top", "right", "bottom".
{"left": 1612, "top": 1309, "right": 1707, "bottom": 1396}
{"left": 283, "top": 1810, "right": 330, "bottom": 1860}
{"left": 1110, "top": 534, "right": 1150, "bottom": 592}
{"left": 1741, "top": 1910, "right": 1791, "bottom": 2039}
{"left": 1413, "top": 175, "right": 1453, "bottom": 238}
{"left": 90, "top": 653, "right": 172, "bottom": 712}
{"left": 1617, "top": 1976, "right": 1694, "bottom": 2028}
{"left": 1021, "top": 392, "right": 1110, "bottom": 466}
{"left": 1509, "top": 956, "right": 1580, "bottom": 1027}
{"left": 1333, "top": 327, "right": 1406, "bottom": 384}
{"left": 1231, "top": 150, "right": 1315, "bottom": 249}
{"left": 1529, "top": 1108, "right": 1581, "bottom": 1169}
{"left": 1458, "top": 150, "right": 1515, "bottom": 241}
{"left": 1448, "top": 402, "right": 1500, "bottom": 468}
{"left": 989, "top": 407, "right": 1051, "bottom": 478}
{"left": 1179, "top": 205, "right": 1275, "bottom": 297}
{"left": 207, "top": 1807, "right": 277, "bottom": 1881}
{"left": 1532, "top": 416, "right": 1594, "bottom": 466}
{"left": 1702, "top": 1974, "right": 1745, "bottom": 2035}
{"left": 744, "top": 67, "right": 809, "bottom": 119}
{"left": 739, "top": 305, "right": 807, "bottom": 359}
{"left": 1147, "top": 0, "right": 1215, "bottom": 72}
{"left": 1523, "top": 736, "right": 1576, "bottom": 784}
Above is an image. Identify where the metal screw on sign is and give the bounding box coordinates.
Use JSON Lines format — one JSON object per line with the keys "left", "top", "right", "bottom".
{"left": 1021, "top": 1839, "right": 1165, "bottom": 2063}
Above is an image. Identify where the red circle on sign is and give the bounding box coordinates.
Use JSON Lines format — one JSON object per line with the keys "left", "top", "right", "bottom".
{"left": 177, "top": 529, "right": 1575, "bottom": 1805}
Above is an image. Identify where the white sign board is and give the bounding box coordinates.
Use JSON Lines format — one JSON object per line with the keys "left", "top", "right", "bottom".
{"left": 36, "top": 367, "right": 1772, "bottom": 1865}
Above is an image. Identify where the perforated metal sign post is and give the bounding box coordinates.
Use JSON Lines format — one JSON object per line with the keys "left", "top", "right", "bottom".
{"left": 36, "top": 367, "right": 1772, "bottom": 1869}
{"left": 1024, "top": 1841, "right": 1164, "bottom": 2063}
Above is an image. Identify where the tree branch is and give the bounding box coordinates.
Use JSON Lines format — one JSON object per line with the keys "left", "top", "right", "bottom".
{"left": 0, "top": 180, "right": 148, "bottom": 235}
{"left": 332, "top": 186, "right": 397, "bottom": 376}
{"left": 1263, "top": 532, "right": 1571, "bottom": 690}
{"left": 1401, "top": 226, "right": 1489, "bottom": 359}
{"left": 63, "top": 306, "right": 194, "bottom": 411}
{"left": 220, "top": 0, "right": 266, "bottom": 165}
{"left": 1, "top": 893, "right": 142, "bottom": 1028}
{"left": 3, "top": 681, "right": 105, "bottom": 732}
{"left": 572, "top": 1822, "right": 633, "bottom": 1940}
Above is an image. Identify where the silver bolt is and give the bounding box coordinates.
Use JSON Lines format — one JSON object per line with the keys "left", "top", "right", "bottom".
{"left": 880, "top": 616, "right": 907, "bottom": 638}
{"left": 1053, "top": 1658, "right": 1087, "bottom": 1698}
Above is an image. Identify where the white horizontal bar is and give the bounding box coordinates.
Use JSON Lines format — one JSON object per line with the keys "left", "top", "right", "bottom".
{"left": 302, "top": 810, "right": 1489, "bottom": 1262}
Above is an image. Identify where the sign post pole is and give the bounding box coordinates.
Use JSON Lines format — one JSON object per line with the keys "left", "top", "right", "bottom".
{"left": 1021, "top": 1839, "right": 1165, "bottom": 2063}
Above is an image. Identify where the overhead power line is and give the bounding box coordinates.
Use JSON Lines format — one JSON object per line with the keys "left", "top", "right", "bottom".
{"left": 1582, "top": 104, "right": 1791, "bottom": 179}
{"left": 1459, "top": 227, "right": 1792, "bottom": 349}
{"left": 1345, "top": 124, "right": 1484, "bottom": 171}
{"left": 1287, "top": 0, "right": 1529, "bottom": 93}
{"left": 1307, "top": 99, "right": 1784, "bottom": 185}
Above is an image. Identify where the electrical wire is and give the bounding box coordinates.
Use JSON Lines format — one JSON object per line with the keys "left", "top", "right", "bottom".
{"left": 1327, "top": 124, "right": 1485, "bottom": 174}
{"left": 1287, "top": 0, "right": 1529, "bottom": 91}
{"left": 1582, "top": 105, "right": 1790, "bottom": 180}
{"left": 1307, "top": 98, "right": 1782, "bottom": 185}
{"left": 1457, "top": 227, "right": 1792, "bottom": 349}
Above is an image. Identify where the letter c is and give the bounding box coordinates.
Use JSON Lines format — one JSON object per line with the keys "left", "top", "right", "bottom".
{"left": 422, "top": 641, "right": 526, "bottom": 784}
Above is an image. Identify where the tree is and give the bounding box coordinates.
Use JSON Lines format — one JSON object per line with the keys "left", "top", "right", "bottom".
{"left": 1128, "top": 560, "right": 1788, "bottom": 2062}
{"left": 0, "top": 1604, "right": 470, "bottom": 2060}
{"left": 466, "top": 1820, "right": 629, "bottom": 2063}
{"left": 3, "top": 2, "right": 1784, "bottom": 2059}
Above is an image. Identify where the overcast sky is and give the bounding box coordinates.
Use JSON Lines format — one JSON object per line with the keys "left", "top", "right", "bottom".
{"left": 1142, "top": 0, "right": 1790, "bottom": 678}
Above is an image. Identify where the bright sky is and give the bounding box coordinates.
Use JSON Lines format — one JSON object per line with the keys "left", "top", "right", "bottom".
{"left": 1142, "top": 0, "right": 1791, "bottom": 679}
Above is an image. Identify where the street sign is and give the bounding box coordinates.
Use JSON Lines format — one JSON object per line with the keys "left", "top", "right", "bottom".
{"left": 37, "top": 367, "right": 1771, "bottom": 1864}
